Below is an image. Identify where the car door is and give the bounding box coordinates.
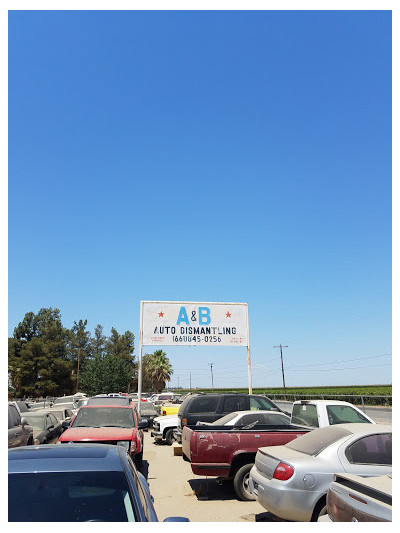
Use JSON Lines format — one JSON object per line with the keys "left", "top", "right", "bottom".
{"left": 8, "top": 405, "right": 21, "bottom": 448}
{"left": 339, "top": 432, "right": 392, "bottom": 477}
{"left": 47, "top": 413, "right": 60, "bottom": 442}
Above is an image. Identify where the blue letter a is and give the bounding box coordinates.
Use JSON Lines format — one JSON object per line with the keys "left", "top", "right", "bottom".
{"left": 176, "top": 307, "right": 189, "bottom": 325}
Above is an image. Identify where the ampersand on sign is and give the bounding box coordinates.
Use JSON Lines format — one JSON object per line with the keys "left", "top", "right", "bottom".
{"left": 191, "top": 310, "right": 197, "bottom": 322}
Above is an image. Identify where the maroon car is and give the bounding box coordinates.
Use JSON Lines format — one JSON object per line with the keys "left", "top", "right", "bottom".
{"left": 58, "top": 404, "right": 147, "bottom": 466}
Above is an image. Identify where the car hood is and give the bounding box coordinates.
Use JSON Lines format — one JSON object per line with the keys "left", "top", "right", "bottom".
{"left": 59, "top": 427, "right": 135, "bottom": 441}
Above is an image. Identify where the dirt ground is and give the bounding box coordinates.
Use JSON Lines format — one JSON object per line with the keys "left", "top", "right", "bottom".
{"left": 141, "top": 430, "right": 284, "bottom": 523}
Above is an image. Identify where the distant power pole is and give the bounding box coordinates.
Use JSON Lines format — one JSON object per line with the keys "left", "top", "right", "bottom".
{"left": 208, "top": 363, "right": 214, "bottom": 391}
{"left": 273, "top": 344, "right": 288, "bottom": 396}
{"left": 189, "top": 372, "right": 192, "bottom": 392}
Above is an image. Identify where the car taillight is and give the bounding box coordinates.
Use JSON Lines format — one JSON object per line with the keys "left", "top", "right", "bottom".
{"left": 273, "top": 462, "right": 294, "bottom": 480}
{"left": 163, "top": 410, "right": 166, "bottom": 416}
{"left": 182, "top": 418, "right": 187, "bottom": 426}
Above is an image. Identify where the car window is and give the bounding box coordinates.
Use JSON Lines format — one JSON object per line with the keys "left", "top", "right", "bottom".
{"left": 189, "top": 397, "right": 219, "bottom": 413}
{"left": 263, "top": 413, "right": 290, "bottom": 425}
{"left": 235, "top": 414, "right": 260, "bottom": 427}
{"left": 211, "top": 412, "right": 238, "bottom": 425}
{"left": 286, "top": 426, "right": 352, "bottom": 455}
{"left": 8, "top": 405, "right": 20, "bottom": 427}
{"left": 222, "top": 396, "right": 248, "bottom": 413}
{"left": 345, "top": 433, "right": 392, "bottom": 465}
{"left": 8, "top": 471, "right": 137, "bottom": 522}
{"left": 326, "top": 405, "right": 371, "bottom": 424}
{"left": 249, "top": 396, "right": 278, "bottom": 411}
{"left": 291, "top": 404, "right": 319, "bottom": 427}
{"left": 49, "top": 414, "right": 58, "bottom": 426}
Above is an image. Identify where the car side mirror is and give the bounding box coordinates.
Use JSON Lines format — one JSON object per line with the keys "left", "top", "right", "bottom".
{"left": 61, "top": 420, "right": 71, "bottom": 430}
{"left": 20, "top": 417, "right": 28, "bottom": 427}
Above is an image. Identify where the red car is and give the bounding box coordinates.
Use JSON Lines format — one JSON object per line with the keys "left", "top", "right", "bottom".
{"left": 58, "top": 404, "right": 147, "bottom": 467}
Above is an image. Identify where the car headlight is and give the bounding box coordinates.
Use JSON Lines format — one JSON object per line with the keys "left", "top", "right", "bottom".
{"left": 117, "top": 440, "right": 131, "bottom": 451}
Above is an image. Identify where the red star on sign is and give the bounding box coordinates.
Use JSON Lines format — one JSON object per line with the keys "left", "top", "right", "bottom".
{"left": 226, "top": 311, "right": 231, "bottom": 318}
{"left": 158, "top": 311, "right": 164, "bottom": 317}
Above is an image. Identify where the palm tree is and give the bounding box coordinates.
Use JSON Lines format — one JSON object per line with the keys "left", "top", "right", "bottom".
{"left": 147, "top": 350, "right": 173, "bottom": 392}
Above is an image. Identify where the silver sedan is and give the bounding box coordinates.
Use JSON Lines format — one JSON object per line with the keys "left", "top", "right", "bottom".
{"left": 249, "top": 423, "right": 392, "bottom": 522}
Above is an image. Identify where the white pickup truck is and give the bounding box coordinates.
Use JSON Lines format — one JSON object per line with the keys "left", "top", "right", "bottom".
{"left": 290, "top": 399, "right": 375, "bottom": 427}
{"left": 151, "top": 414, "right": 179, "bottom": 445}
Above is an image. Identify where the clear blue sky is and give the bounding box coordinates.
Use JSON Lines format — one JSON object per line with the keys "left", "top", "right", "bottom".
{"left": 8, "top": 9, "right": 392, "bottom": 389}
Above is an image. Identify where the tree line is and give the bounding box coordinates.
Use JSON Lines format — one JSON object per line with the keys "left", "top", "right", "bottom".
{"left": 8, "top": 307, "right": 173, "bottom": 398}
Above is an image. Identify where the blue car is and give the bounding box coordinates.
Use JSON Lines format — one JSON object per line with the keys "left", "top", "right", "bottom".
{"left": 9, "top": 443, "right": 189, "bottom": 522}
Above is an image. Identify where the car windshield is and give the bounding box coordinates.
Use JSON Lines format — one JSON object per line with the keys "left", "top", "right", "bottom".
{"left": 71, "top": 407, "right": 134, "bottom": 428}
{"left": 8, "top": 471, "right": 136, "bottom": 522}
{"left": 23, "top": 416, "right": 45, "bottom": 430}
{"left": 286, "top": 426, "right": 352, "bottom": 455}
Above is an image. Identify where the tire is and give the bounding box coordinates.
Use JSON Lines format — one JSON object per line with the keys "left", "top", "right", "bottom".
{"left": 134, "top": 451, "right": 143, "bottom": 468}
{"left": 311, "top": 497, "right": 327, "bottom": 521}
{"left": 233, "top": 463, "right": 256, "bottom": 501}
{"left": 165, "top": 428, "right": 175, "bottom": 446}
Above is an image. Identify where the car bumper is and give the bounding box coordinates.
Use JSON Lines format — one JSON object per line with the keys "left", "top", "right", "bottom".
{"left": 249, "top": 465, "right": 323, "bottom": 522}
{"left": 151, "top": 430, "right": 164, "bottom": 442}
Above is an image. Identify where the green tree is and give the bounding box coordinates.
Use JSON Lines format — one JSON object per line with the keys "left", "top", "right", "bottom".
{"left": 144, "top": 350, "right": 173, "bottom": 392}
{"left": 90, "top": 324, "right": 106, "bottom": 358}
{"left": 8, "top": 308, "right": 74, "bottom": 397}
{"left": 79, "top": 353, "right": 134, "bottom": 396}
{"left": 68, "top": 319, "right": 92, "bottom": 393}
{"left": 105, "top": 328, "right": 135, "bottom": 361}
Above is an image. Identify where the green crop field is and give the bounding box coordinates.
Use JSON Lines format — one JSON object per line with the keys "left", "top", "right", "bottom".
{"left": 171, "top": 385, "right": 392, "bottom": 405}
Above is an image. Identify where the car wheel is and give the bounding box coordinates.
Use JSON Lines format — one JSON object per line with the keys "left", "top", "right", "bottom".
{"left": 233, "top": 463, "right": 256, "bottom": 501}
{"left": 134, "top": 451, "right": 143, "bottom": 468}
{"left": 165, "top": 429, "right": 175, "bottom": 446}
{"left": 311, "top": 497, "right": 327, "bottom": 521}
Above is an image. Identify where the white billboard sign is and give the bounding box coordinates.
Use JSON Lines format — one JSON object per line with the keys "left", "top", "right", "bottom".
{"left": 141, "top": 301, "right": 249, "bottom": 346}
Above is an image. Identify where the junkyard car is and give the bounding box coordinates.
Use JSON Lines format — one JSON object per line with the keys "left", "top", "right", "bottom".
{"left": 8, "top": 403, "right": 34, "bottom": 448}
{"left": 21, "top": 411, "right": 63, "bottom": 444}
{"left": 8, "top": 443, "right": 189, "bottom": 522}
{"left": 249, "top": 423, "right": 392, "bottom": 521}
{"left": 196, "top": 410, "right": 291, "bottom": 427}
{"left": 319, "top": 472, "right": 392, "bottom": 522}
{"left": 58, "top": 404, "right": 147, "bottom": 466}
{"left": 34, "top": 407, "right": 74, "bottom": 432}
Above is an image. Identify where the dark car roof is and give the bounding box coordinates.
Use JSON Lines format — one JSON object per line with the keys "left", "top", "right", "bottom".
{"left": 86, "top": 397, "right": 130, "bottom": 406}
{"left": 8, "top": 444, "right": 125, "bottom": 474}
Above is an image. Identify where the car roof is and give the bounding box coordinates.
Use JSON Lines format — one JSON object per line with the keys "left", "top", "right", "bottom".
{"left": 78, "top": 404, "right": 133, "bottom": 409}
{"left": 8, "top": 444, "right": 125, "bottom": 474}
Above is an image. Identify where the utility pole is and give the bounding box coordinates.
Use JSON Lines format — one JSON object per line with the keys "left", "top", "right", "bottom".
{"left": 208, "top": 363, "right": 214, "bottom": 391}
{"left": 189, "top": 372, "right": 192, "bottom": 392}
{"left": 76, "top": 348, "right": 81, "bottom": 393}
{"left": 273, "top": 344, "right": 288, "bottom": 397}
